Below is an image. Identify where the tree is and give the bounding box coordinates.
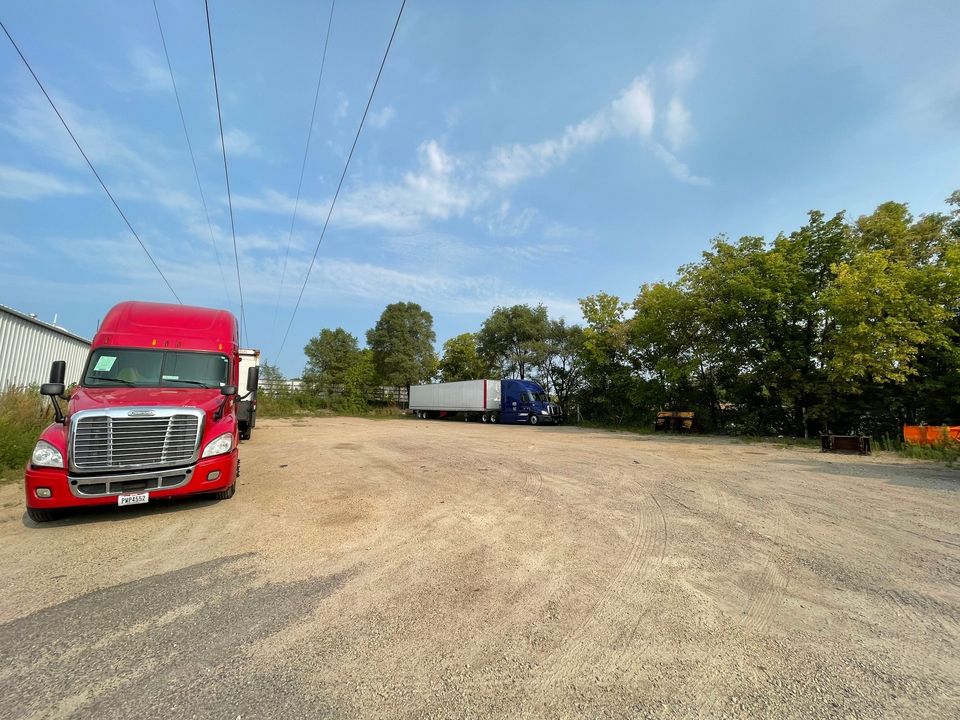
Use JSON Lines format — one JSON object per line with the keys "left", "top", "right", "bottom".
{"left": 303, "top": 328, "right": 360, "bottom": 403}
{"left": 476, "top": 304, "right": 549, "bottom": 379}
{"left": 438, "top": 333, "right": 486, "bottom": 381}
{"left": 577, "top": 293, "right": 644, "bottom": 424}
{"left": 366, "top": 302, "right": 438, "bottom": 388}
{"left": 339, "top": 349, "right": 377, "bottom": 413}
{"left": 537, "top": 320, "right": 585, "bottom": 410}
{"left": 258, "top": 361, "right": 286, "bottom": 393}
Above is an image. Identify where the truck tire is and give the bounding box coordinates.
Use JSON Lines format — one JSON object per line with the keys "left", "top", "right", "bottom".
{"left": 529, "top": 414, "right": 540, "bottom": 426}
{"left": 481, "top": 412, "right": 488, "bottom": 423}
{"left": 490, "top": 412, "right": 499, "bottom": 424}
{"left": 240, "top": 424, "right": 251, "bottom": 441}
{"left": 27, "top": 507, "right": 60, "bottom": 523}
{"left": 213, "top": 483, "right": 236, "bottom": 500}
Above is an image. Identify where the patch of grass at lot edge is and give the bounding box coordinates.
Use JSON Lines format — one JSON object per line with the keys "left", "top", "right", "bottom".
{"left": 0, "top": 386, "right": 54, "bottom": 482}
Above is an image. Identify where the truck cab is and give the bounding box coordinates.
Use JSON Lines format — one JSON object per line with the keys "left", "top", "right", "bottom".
{"left": 499, "top": 379, "right": 562, "bottom": 425}
{"left": 23, "top": 301, "right": 258, "bottom": 523}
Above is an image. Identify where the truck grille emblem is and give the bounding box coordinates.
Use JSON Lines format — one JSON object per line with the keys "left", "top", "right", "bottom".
{"left": 127, "top": 410, "right": 156, "bottom": 417}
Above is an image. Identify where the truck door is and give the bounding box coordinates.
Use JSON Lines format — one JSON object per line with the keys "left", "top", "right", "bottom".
{"left": 500, "top": 381, "right": 518, "bottom": 424}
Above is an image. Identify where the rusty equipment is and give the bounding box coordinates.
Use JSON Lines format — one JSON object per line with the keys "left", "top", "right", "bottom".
{"left": 655, "top": 411, "right": 696, "bottom": 433}
{"left": 821, "top": 435, "right": 871, "bottom": 455}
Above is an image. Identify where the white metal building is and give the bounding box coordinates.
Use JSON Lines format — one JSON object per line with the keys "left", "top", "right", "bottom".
{"left": 0, "top": 304, "right": 91, "bottom": 389}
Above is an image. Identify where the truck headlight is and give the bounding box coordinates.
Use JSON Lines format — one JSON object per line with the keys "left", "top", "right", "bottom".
{"left": 540, "top": 410, "right": 549, "bottom": 415}
{"left": 201, "top": 432, "right": 233, "bottom": 458}
{"left": 32, "top": 440, "right": 64, "bottom": 468}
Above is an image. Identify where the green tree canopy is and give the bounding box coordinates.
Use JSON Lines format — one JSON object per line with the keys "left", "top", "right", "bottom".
{"left": 476, "top": 304, "right": 549, "bottom": 379}
{"left": 303, "top": 328, "right": 360, "bottom": 396}
{"left": 366, "top": 302, "right": 438, "bottom": 387}
{"left": 438, "top": 333, "right": 486, "bottom": 381}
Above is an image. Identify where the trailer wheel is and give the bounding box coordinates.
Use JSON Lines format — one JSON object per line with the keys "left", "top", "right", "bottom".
{"left": 490, "top": 412, "right": 499, "bottom": 424}
{"left": 27, "top": 507, "right": 61, "bottom": 523}
{"left": 481, "top": 412, "right": 488, "bottom": 423}
{"left": 529, "top": 414, "right": 540, "bottom": 426}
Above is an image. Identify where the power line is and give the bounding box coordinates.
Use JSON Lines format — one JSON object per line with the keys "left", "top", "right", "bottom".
{"left": 270, "top": 0, "right": 337, "bottom": 351}
{"left": 0, "top": 18, "right": 182, "bottom": 303}
{"left": 204, "top": 0, "right": 248, "bottom": 346}
{"left": 277, "top": 0, "right": 406, "bottom": 361}
{"left": 152, "top": 0, "right": 234, "bottom": 313}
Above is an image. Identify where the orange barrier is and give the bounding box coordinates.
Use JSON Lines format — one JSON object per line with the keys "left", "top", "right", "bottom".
{"left": 903, "top": 425, "right": 960, "bottom": 445}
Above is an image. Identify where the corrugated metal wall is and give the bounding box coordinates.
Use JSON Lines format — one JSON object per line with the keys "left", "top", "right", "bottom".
{"left": 0, "top": 307, "right": 91, "bottom": 389}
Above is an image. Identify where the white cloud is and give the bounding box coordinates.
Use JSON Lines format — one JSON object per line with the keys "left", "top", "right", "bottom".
{"left": 484, "top": 76, "right": 655, "bottom": 187}
{"left": 234, "top": 66, "right": 707, "bottom": 238}
{"left": 333, "top": 92, "right": 349, "bottom": 121}
{"left": 0, "top": 165, "right": 87, "bottom": 200}
{"left": 237, "top": 139, "right": 475, "bottom": 232}
{"left": 664, "top": 96, "right": 693, "bottom": 151}
{"left": 129, "top": 47, "right": 171, "bottom": 92}
{"left": 667, "top": 54, "right": 697, "bottom": 87}
{"left": 368, "top": 104, "right": 396, "bottom": 128}
{"left": 610, "top": 77, "right": 656, "bottom": 138}
{"left": 650, "top": 143, "right": 710, "bottom": 186}
{"left": 2, "top": 92, "right": 163, "bottom": 181}
{"left": 216, "top": 128, "right": 261, "bottom": 158}
{"left": 483, "top": 200, "right": 537, "bottom": 237}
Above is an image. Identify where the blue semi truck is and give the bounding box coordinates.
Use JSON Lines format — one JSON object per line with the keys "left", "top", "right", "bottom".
{"left": 409, "top": 379, "right": 562, "bottom": 425}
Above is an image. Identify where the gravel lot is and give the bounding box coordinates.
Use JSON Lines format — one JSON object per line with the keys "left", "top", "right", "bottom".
{"left": 1, "top": 417, "right": 958, "bottom": 719}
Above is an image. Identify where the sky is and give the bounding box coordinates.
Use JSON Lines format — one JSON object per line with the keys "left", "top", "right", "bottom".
{"left": 2, "top": 0, "right": 959, "bottom": 376}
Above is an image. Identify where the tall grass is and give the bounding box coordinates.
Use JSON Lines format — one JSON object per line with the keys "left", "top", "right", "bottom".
{"left": 876, "top": 433, "right": 960, "bottom": 466}
{"left": 0, "top": 386, "right": 54, "bottom": 478}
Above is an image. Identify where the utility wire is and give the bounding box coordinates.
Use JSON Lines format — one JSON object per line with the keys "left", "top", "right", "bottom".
{"left": 152, "top": 0, "right": 234, "bottom": 315}
{"left": 204, "top": 0, "right": 248, "bottom": 346}
{"left": 0, "top": 18, "right": 182, "bottom": 303}
{"left": 270, "top": 0, "right": 337, "bottom": 352}
{"left": 277, "top": 0, "right": 406, "bottom": 360}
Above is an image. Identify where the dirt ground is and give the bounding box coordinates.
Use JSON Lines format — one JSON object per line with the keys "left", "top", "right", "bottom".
{"left": 0, "top": 417, "right": 958, "bottom": 719}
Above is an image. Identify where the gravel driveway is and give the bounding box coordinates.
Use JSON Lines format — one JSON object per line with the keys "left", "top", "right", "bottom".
{"left": 1, "top": 417, "right": 958, "bottom": 719}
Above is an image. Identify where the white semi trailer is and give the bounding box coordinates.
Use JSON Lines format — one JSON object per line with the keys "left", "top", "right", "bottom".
{"left": 237, "top": 348, "right": 260, "bottom": 440}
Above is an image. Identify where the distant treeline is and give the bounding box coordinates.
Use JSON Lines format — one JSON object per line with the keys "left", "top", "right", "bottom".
{"left": 267, "top": 192, "right": 959, "bottom": 437}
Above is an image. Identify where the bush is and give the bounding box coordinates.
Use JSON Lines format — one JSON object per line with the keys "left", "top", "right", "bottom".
{"left": 256, "top": 389, "right": 322, "bottom": 418}
{"left": 876, "top": 433, "right": 960, "bottom": 466}
{"left": 0, "top": 387, "right": 54, "bottom": 476}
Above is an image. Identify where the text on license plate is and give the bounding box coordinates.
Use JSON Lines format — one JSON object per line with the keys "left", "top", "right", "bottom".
{"left": 118, "top": 492, "right": 149, "bottom": 507}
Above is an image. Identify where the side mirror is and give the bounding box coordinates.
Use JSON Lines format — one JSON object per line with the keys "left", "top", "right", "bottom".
{"left": 43, "top": 360, "right": 67, "bottom": 424}
{"left": 221, "top": 385, "right": 238, "bottom": 396}
{"left": 49, "top": 360, "right": 66, "bottom": 385}
{"left": 40, "top": 382, "right": 65, "bottom": 397}
{"left": 247, "top": 366, "right": 259, "bottom": 393}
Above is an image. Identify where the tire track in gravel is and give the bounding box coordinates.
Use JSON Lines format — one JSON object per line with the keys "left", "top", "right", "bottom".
{"left": 595, "top": 491, "right": 669, "bottom": 683}
{"left": 340, "top": 453, "right": 552, "bottom": 689}
{"left": 686, "top": 487, "right": 795, "bottom": 717}
{"left": 521, "top": 472, "right": 662, "bottom": 716}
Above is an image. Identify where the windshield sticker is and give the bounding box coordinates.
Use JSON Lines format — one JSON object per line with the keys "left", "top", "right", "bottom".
{"left": 93, "top": 356, "right": 117, "bottom": 371}
{"left": 162, "top": 375, "right": 180, "bottom": 380}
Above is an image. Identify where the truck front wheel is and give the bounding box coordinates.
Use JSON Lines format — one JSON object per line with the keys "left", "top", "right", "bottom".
{"left": 529, "top": 414, "right": 540, "bottom": 426}
{"left": 212, "top": 483, "right": 236, "bottom": 500}
{"left": 27, "top": 507, "right": 61, "bottom": 523}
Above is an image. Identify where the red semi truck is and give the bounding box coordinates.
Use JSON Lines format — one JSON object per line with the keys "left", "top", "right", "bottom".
{"left": 24, "top": 301, "right": 258, "bottom": 522}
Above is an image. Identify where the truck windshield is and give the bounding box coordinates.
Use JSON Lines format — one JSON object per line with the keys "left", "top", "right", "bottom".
{"left": 83, "top": 349, "right": 229, "bottom": 389}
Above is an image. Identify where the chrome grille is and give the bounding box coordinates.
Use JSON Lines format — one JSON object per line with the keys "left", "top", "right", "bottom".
{"left": 71, "top": 409, "right": 203, "bottom": 471}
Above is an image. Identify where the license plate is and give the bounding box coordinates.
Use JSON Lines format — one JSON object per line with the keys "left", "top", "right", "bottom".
{"left": 118, "top": 492, "right": 149, "bottom": 507}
